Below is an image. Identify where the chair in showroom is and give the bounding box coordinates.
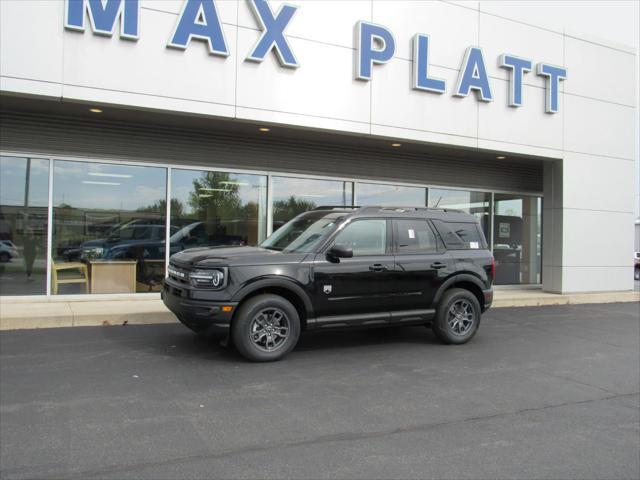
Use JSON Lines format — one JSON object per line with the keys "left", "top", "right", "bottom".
{"left": 51, "top": 259, "right": 89, "bottom": 294}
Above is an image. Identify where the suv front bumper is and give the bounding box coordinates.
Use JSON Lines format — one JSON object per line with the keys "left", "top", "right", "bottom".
{"left": 162, "top": 282, "right": 237, "bottom": 335}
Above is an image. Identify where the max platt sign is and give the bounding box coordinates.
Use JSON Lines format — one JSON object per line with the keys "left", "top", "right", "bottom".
{"left": 64, "top": 0, "right": 568, "bottom": 113}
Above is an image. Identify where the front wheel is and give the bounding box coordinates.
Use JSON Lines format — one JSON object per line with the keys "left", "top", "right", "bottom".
{"left": 635, "top": 267, "right": 640, "bottom": 281}
{"left": 0, "top": 252, "right": 10, "bottom": 263}
{"left": 432, "top": 288, "right": 481, "bottom": 345}
{"left": 232, "top": 294, "right": 301, "bottom": 362}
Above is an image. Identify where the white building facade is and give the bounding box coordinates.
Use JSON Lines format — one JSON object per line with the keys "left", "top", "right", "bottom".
{"left": 0, "top": 0, "right": 637, "bottom": 298}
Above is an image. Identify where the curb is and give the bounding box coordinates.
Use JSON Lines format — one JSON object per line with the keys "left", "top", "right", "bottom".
{"left": 1, "top": 291, "right": 638, "bottom": 330}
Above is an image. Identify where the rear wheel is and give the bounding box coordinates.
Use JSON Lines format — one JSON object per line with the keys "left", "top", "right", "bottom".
{"left": 0, "top": 252, "right": 10, "bottom": 263}
{"left": 232, "top": 294, "right": 300, "bottom": 362}
{"left": 432, "top": 288, "right": 481, "bottom": 345}
{"left": 635, "top": 266, "right": 640, "bottom": 281}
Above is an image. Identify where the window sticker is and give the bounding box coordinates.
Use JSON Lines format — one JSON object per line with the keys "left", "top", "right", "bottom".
{"left": 408, "top": 229, "right": 415, "bottom": 239}
{"left": 470, "top": 241, "right": 479, "bottom": 249}
{"left": 499, "top": 222, "right": 510, "bottom": 238}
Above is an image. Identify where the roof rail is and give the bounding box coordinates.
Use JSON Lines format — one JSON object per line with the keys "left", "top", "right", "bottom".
{"left": 312, "top": 205, "right": 361, "bottom": 210}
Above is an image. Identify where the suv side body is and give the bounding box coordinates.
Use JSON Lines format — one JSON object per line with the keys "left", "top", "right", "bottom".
{"left": 162, "top": 207, "right": 494, "bottom": 360}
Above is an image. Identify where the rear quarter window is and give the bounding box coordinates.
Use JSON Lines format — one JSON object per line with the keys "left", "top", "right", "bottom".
{"left": 433, "top": 220, "right": 487, "bottom": 250}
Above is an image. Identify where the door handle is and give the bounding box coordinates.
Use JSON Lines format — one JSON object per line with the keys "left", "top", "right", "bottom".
{"left": 431, "top": 262, "right": 447, "bottom": 269}
{"left": 369, "top": 264, "right": 389, "bottom": 272}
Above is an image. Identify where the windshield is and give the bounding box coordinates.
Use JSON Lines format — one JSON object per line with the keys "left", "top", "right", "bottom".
{"left": 260, "top": 211, "right": 345, "bottom": 253}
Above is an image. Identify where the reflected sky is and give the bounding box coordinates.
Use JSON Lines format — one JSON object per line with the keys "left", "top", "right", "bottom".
{"left": 358, "top": 183, "right": 425, "bottom": 207}
{"left": 429, "top": 188, "right": 490, "bottom": 213}
{"left": 272, "top": 177, "right": 352, "bottom": 205}
{"left": 1, "top": 157, "right": 49, "bottom": 207}
{"left": 53, "top": 160, "right": 166, "bottom": 211}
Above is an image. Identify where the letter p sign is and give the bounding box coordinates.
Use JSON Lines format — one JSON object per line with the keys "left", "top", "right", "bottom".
{"left": 355, "top": 21, "right": 395, "bottom": 81}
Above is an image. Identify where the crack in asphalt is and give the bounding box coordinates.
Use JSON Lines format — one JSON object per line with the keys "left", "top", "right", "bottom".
{"left": 537, "top": 370, "right": 617, "bottom": 395}
{"left": 24, "top": 391, "right": 636, "bottom": 480}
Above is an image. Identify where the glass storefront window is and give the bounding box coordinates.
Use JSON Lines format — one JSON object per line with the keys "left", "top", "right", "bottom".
{"left": 0, "top": 156, "right": 50, "bottom": 296}
{"left": 493, "top": 194, "right": 542, "bottom": 285}
{"left": 357, "top": 182, "right": 426, "bottom": 207}
{"left": 429, "top": 188, "right": 491, "bottom": 243}
{"left": 52, "top": 160, "right": 167, "bottom": 294}
{"left": 4, "top": 151, "right": 544, "bottom": 293}
{"left": 170, "top": 169, "right": 267, "bottom": 253}
{"left": 272, "top": 176, "right": 353, "bottom": 231}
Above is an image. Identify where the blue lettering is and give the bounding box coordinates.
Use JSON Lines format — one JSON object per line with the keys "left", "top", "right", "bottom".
{"left": 64, "top": 0, "right": 139, "bottom": 40}
{"left": 355, "top": 21, "right": 395, "bottom": 81}
{"left": 499, "top": 54, "right": 532, "bottom": 107}
{"left": 246, "top": 0, "right": 299, "bottom": 68}
{"left": 454, "top": 47, "right": 493, "bottom": 102}
{"left": 412, "top": 34, "right": 446, "bottom": 93}
{"left": 168, "top": 0, "right": 229, "bottom": 56}
{"left": 536, "top": 63, "right": 567, "bottom": 114}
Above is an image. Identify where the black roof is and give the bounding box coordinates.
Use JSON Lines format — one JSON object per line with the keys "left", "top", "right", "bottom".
{"left": 311, "top": 206, "right": 478, "bottom": 222}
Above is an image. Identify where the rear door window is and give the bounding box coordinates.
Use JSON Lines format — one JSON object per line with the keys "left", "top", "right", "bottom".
{"left": 433, "top": 220, "right": 486, "bottom": 250}
{"left": 394, "top": 219, "right": 439, "bottom": 254}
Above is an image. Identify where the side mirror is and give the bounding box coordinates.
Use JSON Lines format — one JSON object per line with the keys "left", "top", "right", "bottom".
{"left": 327, "top": 244, "right": 353, "bottom": 261}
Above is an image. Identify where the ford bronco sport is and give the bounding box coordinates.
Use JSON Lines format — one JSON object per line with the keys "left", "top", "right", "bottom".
{"left": 162, "top": 206, "right": 494, "bottom": 362}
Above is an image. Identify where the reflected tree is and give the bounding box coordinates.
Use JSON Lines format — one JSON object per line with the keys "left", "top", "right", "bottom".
{"left": 272, "top": 196, "right": 317, "bottom": 230}
{"left": 137, "top": 198, "right": 184, "bottom": 218}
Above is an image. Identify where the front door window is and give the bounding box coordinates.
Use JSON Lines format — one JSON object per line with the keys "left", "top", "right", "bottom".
{"left": 332, "top": 219, "right": 387, "bottom": 256}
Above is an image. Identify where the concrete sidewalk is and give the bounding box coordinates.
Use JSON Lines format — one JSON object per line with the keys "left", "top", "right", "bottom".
{"left": 1, "top": 288, "right": 638, "bottom": 330}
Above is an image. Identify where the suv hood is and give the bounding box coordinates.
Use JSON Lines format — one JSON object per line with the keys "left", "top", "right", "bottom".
{"left": 171, "top": 245, "right": 307, "bottom": 268}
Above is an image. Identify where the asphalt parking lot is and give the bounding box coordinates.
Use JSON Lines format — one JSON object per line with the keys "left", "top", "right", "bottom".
{"left": 1, "top": 302, "right": 638, "bottom": 480}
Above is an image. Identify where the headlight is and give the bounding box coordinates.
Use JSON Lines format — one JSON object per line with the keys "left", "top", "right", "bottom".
{"left": 81, "top": 247, "right": 104, "bottom": 259}
{"left": 189, "top": 268, "right": 227, "bottom": 289}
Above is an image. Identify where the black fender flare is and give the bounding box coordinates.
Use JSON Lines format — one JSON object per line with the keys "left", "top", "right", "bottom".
{"left": 432, "top": 273, "right": 486, "bottom": 307}
{"left": 231, "top": 276, "right": 315, "bottom": 318}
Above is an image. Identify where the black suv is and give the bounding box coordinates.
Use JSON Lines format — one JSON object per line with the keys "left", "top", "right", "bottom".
{"left": 162, "top": 206, "right": 494, "bottom": 362}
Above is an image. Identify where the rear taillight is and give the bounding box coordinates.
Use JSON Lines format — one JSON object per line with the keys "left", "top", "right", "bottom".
{"left": 491, "top": 257, "right": 496, "bottom": 279}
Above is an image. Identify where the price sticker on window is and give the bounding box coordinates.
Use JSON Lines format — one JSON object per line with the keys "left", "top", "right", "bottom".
{"left": 470, "top": 241, "right": 479, "bottom": 249}
{"left": 408, "top": 229, "right": 415, "bottom": 239}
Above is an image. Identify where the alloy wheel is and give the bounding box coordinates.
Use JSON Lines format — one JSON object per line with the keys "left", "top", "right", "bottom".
{"left": 249, "top": 308, "right": 290, "bottom": 352}
{"left": 447, "top": 299, "right": 475, "bottom": 336}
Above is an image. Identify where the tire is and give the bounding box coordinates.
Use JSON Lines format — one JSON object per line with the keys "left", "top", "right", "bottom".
{"left": 0, "top": 252, "right": 10, "bottom": 263}
{"left": 432, "top": 288, "right": 481, "bottom": 345}
{"left": 635, "top": 267, "right": 640, "bottom": 281}
{"left": 232, "top": 294, "right": 301, "bottom": 362}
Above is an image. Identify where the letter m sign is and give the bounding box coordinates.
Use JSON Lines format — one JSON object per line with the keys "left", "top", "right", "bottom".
{"left": 64, "top": 0, "right": 139, "bottom": 40}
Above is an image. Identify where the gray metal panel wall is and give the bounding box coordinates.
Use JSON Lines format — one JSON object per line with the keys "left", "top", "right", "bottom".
{"left": 0, "top": 111, "right": 543, "bottom": 194}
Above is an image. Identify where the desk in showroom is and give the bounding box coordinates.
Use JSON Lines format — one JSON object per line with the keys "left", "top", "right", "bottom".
{"left": 89, "top": 260, "right": 137, "bottom": 294}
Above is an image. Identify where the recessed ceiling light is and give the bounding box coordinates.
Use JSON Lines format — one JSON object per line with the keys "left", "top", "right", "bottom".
{"left": 82, "top": 180, "right": 120, "bottom": 186}
{"left": 391, "top": 143, "right": 402, "bottom": 147}
{"left": 496, "top": 155, "right": 506, "bottom": 159}
{"left": 88, "top": 172, "right": 132, "bottom": 179}
{"left": 259, "top": 127, "right": 270, "bottom": 132}
{"left": 89, "top": 108, "right": 103, "bottom": 113}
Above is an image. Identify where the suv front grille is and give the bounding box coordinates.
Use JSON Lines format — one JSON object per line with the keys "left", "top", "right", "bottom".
{"left": 167, "top": 264, "right": 191, "bottom": 285}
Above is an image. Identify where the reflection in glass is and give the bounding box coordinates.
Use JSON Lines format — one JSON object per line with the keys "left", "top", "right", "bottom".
{"left": 52, "top": 160, "right": 167, "bottom": 294}
{"left": 272, "top": 177, "right": 353, "bottom": 230}
{"left": 357, "top": 182, "right": 426, "bottom": 207}
{"left": 493, "top": 194, "right": 542, "bottom": 285}
{"left": 261, "top": 211, "right": 344, "bottom": 253}
{"left": 171, "top": 169, "right": 267, "bottom": 253}
{"left": 429, "top": 188, "right": 491, "bottom": 244}
{"left": 0, "top": 156, "right": 50, "bottom": 296}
